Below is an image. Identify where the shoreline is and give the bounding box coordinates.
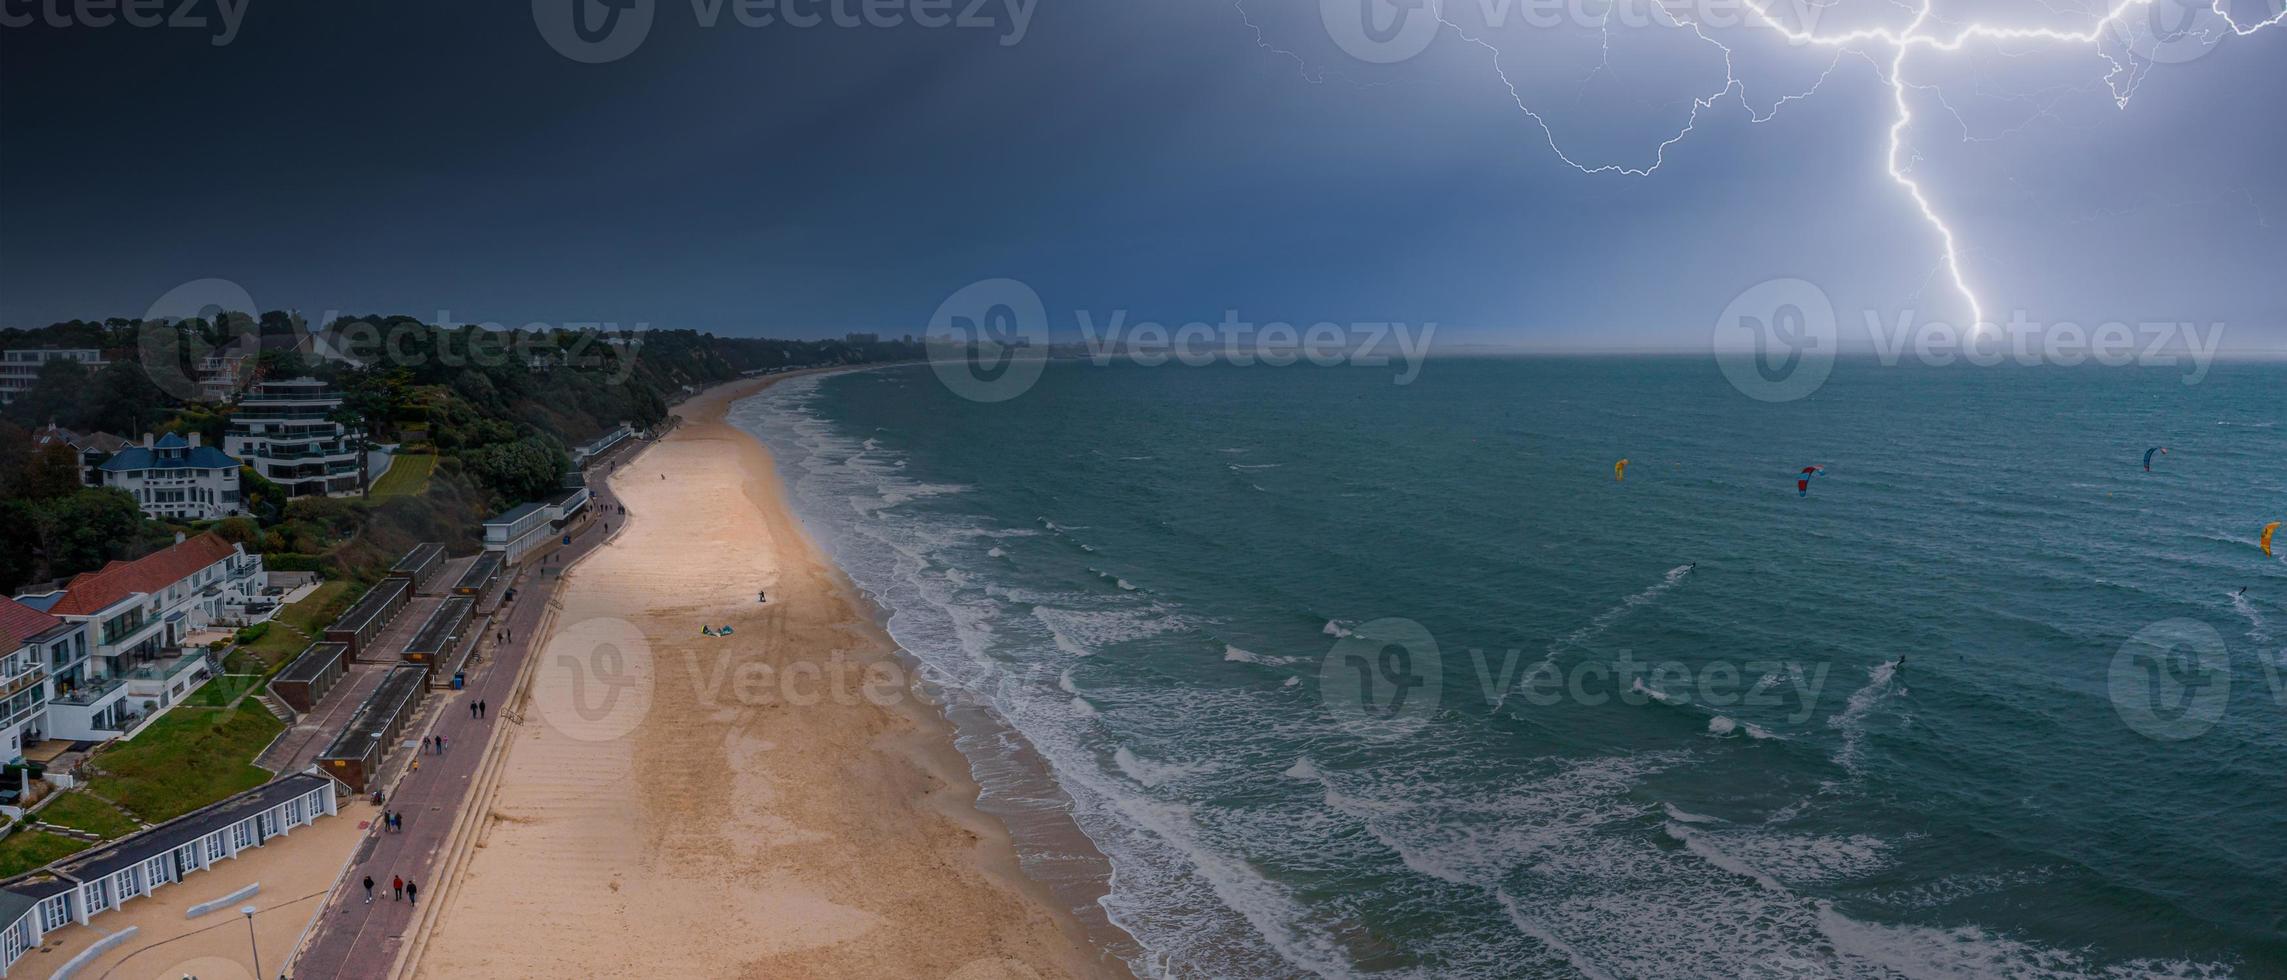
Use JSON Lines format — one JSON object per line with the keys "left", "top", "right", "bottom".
{"left": 416, "top": 371, "right": 1134, "bottom": 978}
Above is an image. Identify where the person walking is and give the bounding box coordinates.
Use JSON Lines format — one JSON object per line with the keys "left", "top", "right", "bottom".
{"left": 406, "top": 881, "right": 419, "bottom": 908}
{"left": 439, "top": 733, "right": 449, "bottom": 754}
{"left": 422, "top": 735, "right": 433, "bottom": 755}
{"left": 363, "top": 875, "right": 375, "bottom": 904}
{"left": 393, "top": 875, "right": 404, "bottom": 901}
{"left": 470, "top": 700, "right": 479, "bottom": 720}
{"left": 477, "top": 699, "right": 487, "bottom": 719}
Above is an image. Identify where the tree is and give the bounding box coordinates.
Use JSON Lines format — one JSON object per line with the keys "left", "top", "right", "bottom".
{"left": 22, "top": 444, "right": 85, "bottom": 500}
{"left": 36, "top": 488, "right": 150, "bottom": 578}
{"left": 463, "top": 437, "right": 566, "bottom": 504}
{"left": 0, "top": 500, "right": 39, "bottom": 593}
{"left": 84, "top": 361, "right": 171, "bottom": 436}
{"left": 214, "top": 516, "right": 260, "bottom": 548}
{"left": 0, "top": 359, "right": 91, "bottom": 430}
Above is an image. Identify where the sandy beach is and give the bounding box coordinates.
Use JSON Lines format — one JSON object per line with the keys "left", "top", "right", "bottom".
{"left": 412, "top": 376, "right": 1125, "bottom": 979}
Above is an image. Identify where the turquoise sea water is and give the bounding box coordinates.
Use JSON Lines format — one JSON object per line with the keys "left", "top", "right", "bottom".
{"left": 730, "top": 357, "right": 2287, "bottom": 978}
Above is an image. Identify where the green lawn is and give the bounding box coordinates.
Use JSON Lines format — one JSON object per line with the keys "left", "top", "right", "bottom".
{"left": 187, "top": 674, "right": 264, "bottom": 708}
{"left": 371, "top": 452, "right": 436, "bottom": 498}
{"left": 233, "top": 579, "right": 357, "bottom": 673}
{"left": 83, "top": 707, "right": 283, "bottom": 825}
{"left": 0, "top": 830, "right": 93, "bottom": 878}
{"left": 35, "top": 791, "right": 143, "bottom": 840}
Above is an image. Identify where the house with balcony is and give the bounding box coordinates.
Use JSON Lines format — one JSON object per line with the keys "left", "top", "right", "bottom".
{"left": 12, "top": 534, "right": 259, "bottom": 739}
{"left": 222, "top": 377, "right": 360, "bottom": 497}
{"left": 27, "top": 425, "right": 130, "bottom": 487}
{"left": 0, "top": 349, "right": 106, "bottom": 405}
{"left": 95, "top": 432, "right": 243, "bottom": 521}
{"left": 195, "top": 349, "right": 253, "bottom": 403}
{"left": 0, "top": 598, "right": 81, "bottom": 767}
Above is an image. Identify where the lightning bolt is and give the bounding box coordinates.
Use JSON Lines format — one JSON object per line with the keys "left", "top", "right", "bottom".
{"left": 1247, "top": 0, "right": 2283, "bottom": 330}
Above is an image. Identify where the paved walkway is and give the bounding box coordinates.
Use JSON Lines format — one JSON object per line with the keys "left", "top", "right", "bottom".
{"left": 288, "top": 439, "right": 644, "bottom": 979}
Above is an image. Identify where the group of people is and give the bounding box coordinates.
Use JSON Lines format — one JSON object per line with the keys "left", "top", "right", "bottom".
{"left": 361, "top": 873, "right": 419, "bottom": 907}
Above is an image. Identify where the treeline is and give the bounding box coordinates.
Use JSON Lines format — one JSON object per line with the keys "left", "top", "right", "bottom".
{"left": 0, "top": 314, "right": 921, "bottom": 593}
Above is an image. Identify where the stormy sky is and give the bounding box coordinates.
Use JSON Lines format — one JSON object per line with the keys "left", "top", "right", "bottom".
{"left": 1, "top": 0, "right": 2280, "bottom": 348}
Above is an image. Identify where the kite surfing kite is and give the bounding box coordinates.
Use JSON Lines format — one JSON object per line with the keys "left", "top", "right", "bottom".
{"left": 1614, "top": 459, "right": 1629, "bottom": 482}
{"left": 2264, "top": 521, "right": 2280, "bottom": 557}
{"left": 1798, "top": 466, "right": 1824, "bottom": 497}
{"left": 2144, "top": 447, "right": 2168, "bottom": 472}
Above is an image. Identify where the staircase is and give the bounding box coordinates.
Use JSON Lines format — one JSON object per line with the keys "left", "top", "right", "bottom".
{"left": 253, "top": 692, "right": 297, "bottom": 724}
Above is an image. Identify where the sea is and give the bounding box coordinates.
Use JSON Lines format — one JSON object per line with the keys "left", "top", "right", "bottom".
{"left": 727, "top": 356, "right": 2287, "bottom": 979}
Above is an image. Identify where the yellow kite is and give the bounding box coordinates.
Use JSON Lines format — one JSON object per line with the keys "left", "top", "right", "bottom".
{"left": 2264, "top": 521, "right": 2281, "bottom": 557}
{"left": 1614, "top": 459, "right": 1629, "bottom": 481}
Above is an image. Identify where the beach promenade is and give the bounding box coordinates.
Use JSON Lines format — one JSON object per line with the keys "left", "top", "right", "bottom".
{"left": 287, "top": 437, "right": 643, "bottom": 980}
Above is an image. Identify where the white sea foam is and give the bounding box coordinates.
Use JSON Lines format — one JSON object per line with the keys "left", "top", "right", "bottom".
{"left": 1540, "top": 563, "right": 1694, "bottom": 666}
{"left": 2229, "top": 590, "right": 2270, "bottom": 645}
{"left": 1222, "top": 644, "right": 1290, "bottom": 665}
{"left": 1829, "top": 660, "right": 1903, "bottom": 775}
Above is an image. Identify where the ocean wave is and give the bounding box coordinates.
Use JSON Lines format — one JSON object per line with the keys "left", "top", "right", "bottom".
{"left": 1539, "top": 563, "right": 1695, "bottom": 667}
{"left": 1222, "top": 644, "right": 1295, "bottom": 665}
{"left": 1829, "top": 660, "right": 1903, "bottom": 776}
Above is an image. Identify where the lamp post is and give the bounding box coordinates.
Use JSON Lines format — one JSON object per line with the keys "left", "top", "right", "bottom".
{"left": 240, "top": 905, "right": 261, "bottom": 979}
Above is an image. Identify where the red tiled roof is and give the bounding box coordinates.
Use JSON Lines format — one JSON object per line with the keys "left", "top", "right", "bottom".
{"left": 49, "top": 533, "right": 238, "bottom": 617}
{"left": 0, "top": 596, "right": 64, "bottom": 650}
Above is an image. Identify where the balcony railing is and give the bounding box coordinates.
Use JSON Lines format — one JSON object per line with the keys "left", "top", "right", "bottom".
{"left": 52, "top": 675, "right": 125, "bottom": 706}
{"left": 126, "top": 654, "right": 207, "bottom": 683}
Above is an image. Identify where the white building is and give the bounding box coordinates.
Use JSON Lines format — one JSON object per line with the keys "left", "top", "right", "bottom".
{"left": 0, "top": 598, "right": 80, "bottom": 766}
{"left": 96, "top": 433, "right": 243, "bottom": 521}
{"left": 0, "top": 349, "right": 105, "bottom": 405}
{"left": 223, "top": 377, "right": 360, "bottom": 496}
{"left": 481, "top": 483, "right": 594, "bottom": 565}
{"left": 570, "top": 423, "right": 634, "bottom": 468}
{"left": 13, "top": 533, "right": 263, "bottom": 739}
{"left": 0, "top": 773, "right": 338, "bottom": 975}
